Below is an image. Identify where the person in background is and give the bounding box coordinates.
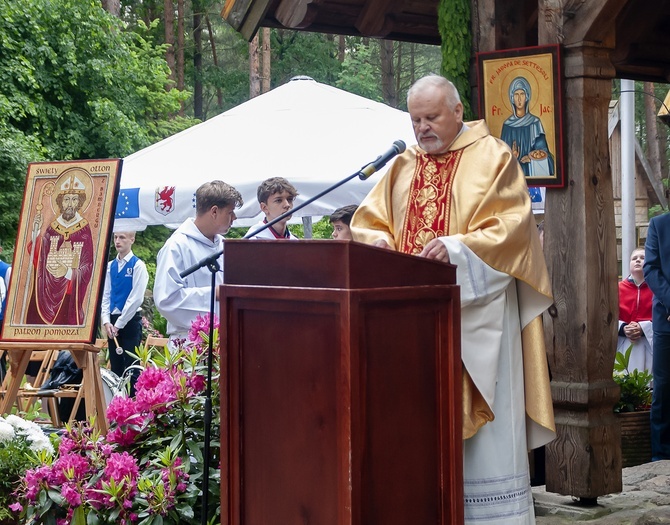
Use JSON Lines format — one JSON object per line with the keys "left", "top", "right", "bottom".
{"left": 0, "top": 242, "right": 11, "bottom": 381}
{"left": 643, "top": 213, "right": 670, "bottom": 460}
{"left": 100, "top": 231, "right": 149, "bottom": 396}
{"left": 154, "top": 180, "right": 243, "bottom": 344}
{"left": 351, "top": 74, "right": 555, "bottom": 524}
{"left": 245, "top": 177, "right": 299, "bottom": 240}
{"left": 618, "top": 247, "right": 653, "bottom": 373}
{"left": 330, "top": 204, "right": 358, "bottom": 240}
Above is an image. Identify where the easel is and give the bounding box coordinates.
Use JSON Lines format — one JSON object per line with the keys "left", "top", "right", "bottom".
{"left": 0, "top": 342, "right": 108, "bottom": 434}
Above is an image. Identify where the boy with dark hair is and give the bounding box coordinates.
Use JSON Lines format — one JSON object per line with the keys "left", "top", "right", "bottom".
{"left": 330, "top": 204, "right": 358, "bottom": 240}
{"left": 246, "top": 177, "right": 299, "bottom": 239}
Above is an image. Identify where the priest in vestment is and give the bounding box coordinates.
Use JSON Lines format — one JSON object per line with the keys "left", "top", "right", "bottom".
{"left": 351, "top": 75, "right": 555, "bottom": 525}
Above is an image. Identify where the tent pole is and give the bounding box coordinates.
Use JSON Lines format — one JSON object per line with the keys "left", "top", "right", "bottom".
{"left": 302, "top": 216, "right": 313, "bottom": 239}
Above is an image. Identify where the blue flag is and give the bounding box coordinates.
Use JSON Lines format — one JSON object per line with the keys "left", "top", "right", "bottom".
{"left": 115, "top": 188, "right": 140, "bottom": 218}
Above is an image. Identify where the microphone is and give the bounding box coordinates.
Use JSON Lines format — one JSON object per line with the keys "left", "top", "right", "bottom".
{"left": 358, "top": 140, "right": 406, "bottom": 180}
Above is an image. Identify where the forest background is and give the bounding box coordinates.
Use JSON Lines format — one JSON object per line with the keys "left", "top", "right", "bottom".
{"left": 0, "top": 0, "right": 668, "bottom": 288}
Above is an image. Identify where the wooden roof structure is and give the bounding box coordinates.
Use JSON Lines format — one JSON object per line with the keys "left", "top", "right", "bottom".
{"left": 223, "top": 0, "right": 670, "bottom": 83}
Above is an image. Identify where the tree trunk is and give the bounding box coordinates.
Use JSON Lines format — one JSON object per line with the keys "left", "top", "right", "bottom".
{"left": 395, "top": 42, "right": 402, "bottom": 106}
{"left": 206, "top": 14, "right": 223, "bottom": 111}
{"left": 101, "top": 0, "right": 120, "bottom": 16}
{"left": 163, "top": 0, "right": 176, "bottom": 87}
{"left": 249, "top": 34, "right": 261, "bottom": 98}
{"left": 261, "top": 28, "right": 271, "bottom": 93}
{"left": 338, "top": 35, "right": 345, "bottom": 62}
{"left": 380, "top": 40, "right": 397, "bottom": 107}
{"left": 177, "top": 0, "right": 185, "bottom": 92}
{"left": 193, "top": 1, "right": 203, "bottom": 120}
{"left": 644, "top": 82, "right": 663, "bottom": 184}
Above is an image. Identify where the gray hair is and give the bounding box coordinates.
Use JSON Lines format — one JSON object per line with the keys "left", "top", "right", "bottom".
{"left": 407, "top": 74, "right": 461, "bottom": 111}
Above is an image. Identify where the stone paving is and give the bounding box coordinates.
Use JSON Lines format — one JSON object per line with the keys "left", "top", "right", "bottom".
{"left": 534, "top": 460, "right": 670, "bottom": 524}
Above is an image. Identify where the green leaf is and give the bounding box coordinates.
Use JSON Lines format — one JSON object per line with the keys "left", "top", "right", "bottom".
{"left": 72, "top": 506, "right": 86, "bottom": 525}
{"left": 87, "top": 510, "right": 100, "bottom": 525}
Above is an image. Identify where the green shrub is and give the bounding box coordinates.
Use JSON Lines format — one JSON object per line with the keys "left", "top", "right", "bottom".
{"left": 613, "top": 345, "right": 653, "bottom": 413}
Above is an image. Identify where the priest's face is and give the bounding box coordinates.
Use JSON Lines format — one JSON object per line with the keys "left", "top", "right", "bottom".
{"left": 409, "top": 84, "right": 463, "bottom": 155}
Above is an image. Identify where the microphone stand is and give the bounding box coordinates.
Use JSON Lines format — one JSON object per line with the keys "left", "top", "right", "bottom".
{"left": 178, "top": 141, "right": 404, "bottom": 525}
{"left": 199, "top": 257, "right": 218, "bottom": 525}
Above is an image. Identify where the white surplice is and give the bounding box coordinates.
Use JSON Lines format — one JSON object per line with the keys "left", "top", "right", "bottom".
{"left": 443, "top": 238, "right": 554, "bottom": 524}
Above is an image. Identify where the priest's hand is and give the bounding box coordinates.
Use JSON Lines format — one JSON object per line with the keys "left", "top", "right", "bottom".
{"left": 419, "top": 239, "right": 450, "bottom": 263}
{"left": 373, "top": 239, "right": 391, "bottom": 250}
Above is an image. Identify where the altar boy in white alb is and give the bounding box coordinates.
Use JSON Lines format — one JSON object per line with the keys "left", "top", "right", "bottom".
{"left": 245, "top": 177, "right": 299, "bottom": 240}
{"left": 154, "top": 181, "right": 243, "bottom": 343}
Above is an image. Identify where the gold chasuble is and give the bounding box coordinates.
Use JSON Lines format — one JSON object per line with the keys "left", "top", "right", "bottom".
{"left": 352, "top": 119, "right": 554, "bottom": 441}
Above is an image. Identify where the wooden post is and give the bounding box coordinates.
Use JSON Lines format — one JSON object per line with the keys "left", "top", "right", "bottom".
{"left": 540, "top": 38, "right": 623, "bottom": 498}
{"left": 471, "top": 0, "right": 624, "bottom": 498}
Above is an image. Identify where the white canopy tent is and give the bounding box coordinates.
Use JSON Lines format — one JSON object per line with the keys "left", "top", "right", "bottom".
{"left": 114, "top": 76, "right": 417, "bottom": 232}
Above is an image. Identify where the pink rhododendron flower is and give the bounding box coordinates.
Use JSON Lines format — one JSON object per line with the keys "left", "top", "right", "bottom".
{"left": 58, "top": 436, "right": 77, "bottom": 455}
{"left": 107, "top": 396, "right": 142, "bottom": 426}
{"left": 135, "top": 366, "right": 172, "bottom": 392}
{"left": 51, "top": 453, "right": 91, "bottom": 484}
{"left": 135, "top": 380, "right": 178, "bottom": 413}
{"left": 105, "top": 452, "right": 140, "bottom": 483}
{"left": 188, "top": 373, "right": 206, "bottom": 394}
{"left": 60, "top": 482, "right": 83, "bottom": 507}
{"left": 22, "top": 464, "right": 51, "bottom": 501}
{"left": 106, "top": 426, "right": 140, "bottom": 447}
{"left": 187, "top": 313, "right": 218, "bottom": 343}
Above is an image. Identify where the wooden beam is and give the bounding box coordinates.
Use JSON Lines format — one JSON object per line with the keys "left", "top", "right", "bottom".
{"left": 472, "top": 0, "right": 496, "bottom": 53}
{"left": 635, "top": 139, "right": 668, "bottom": 207}
{"left": 355, "top": 0, "right": 397, "bottom": 37}
{"left": 221, "top": 0, "right": 272, "bottom": 40}
{"left": 539, "top": 0, "right": 628, "bottom": 46}
{"left": 276, "top": 0, "right": 323, "bottom": 29}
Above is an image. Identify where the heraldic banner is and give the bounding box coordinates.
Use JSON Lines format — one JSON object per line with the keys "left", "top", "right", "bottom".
{"left": 1, "top": 159, "right": 122, "bottom": 344}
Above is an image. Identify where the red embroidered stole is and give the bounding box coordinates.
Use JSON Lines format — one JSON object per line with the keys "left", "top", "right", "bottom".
{"left": 398, "top": 150, "right": 462, "bottom": 255}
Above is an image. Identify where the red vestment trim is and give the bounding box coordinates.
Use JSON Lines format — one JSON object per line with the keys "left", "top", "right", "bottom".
{"left": 399, "top": 149, "right": 462, "bottom": 255}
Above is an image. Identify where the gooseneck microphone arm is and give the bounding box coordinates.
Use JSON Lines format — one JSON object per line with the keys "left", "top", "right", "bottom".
{"left": 179, "top": 140, "right": 407, "bottom": 279}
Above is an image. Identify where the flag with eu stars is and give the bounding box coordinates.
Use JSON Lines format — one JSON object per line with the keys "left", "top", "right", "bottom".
{"left": 115, "top": 188, "right": 140, "bottom": 218}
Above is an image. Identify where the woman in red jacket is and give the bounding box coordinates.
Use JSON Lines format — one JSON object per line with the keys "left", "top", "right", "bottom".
{"left": 618, "top": 247, "right": 654, "bottom": 372}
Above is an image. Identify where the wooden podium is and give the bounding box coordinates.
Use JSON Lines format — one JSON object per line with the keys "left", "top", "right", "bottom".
{"left": 220, "top": 240, "right": 463, "bottom": 525}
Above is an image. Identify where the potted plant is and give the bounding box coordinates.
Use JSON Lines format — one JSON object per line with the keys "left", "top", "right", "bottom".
{"left": 613, "top": 345, "right": 653, "bottom": 467}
